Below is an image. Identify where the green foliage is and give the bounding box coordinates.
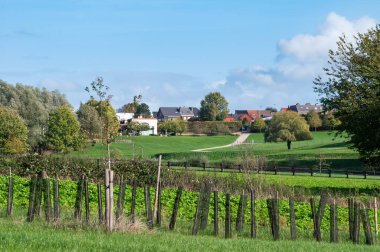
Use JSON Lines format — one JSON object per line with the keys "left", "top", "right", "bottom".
{"left": 127, "top": 121, "right": 151, "bottom": 135}
{"left": 158, "top": 119, "right": 187, "bottom": 135}
{"left": 186, "top": 121, "right": 241, "bottom": 135}
{"left": 0, "top": 80, "right": 70, "bottom": 151}
{"left": 252, "top": 118, "right": 266, "bottom": 133}
{"left": 0, "top": 107, "right": 28, "bottom": 154}
{"left": 77, "top": 103, "right": 102, "bottom": 140}
{"left": 199, "top": 92, "right": 229, "bottom": 121}
{"left": 134, "top": 103, "right": 151, "bottom": 118}
{"left": 305, "top": 110, "right": 322, "bottom": 131}
{"left": 46, "top": 106, "right": 84, "bottom": 153}
{"left": 265, "top": 111, "right": 312, "bottom": 149}
{"left": 314, "top": 26, "right": 380, "bottom": 167}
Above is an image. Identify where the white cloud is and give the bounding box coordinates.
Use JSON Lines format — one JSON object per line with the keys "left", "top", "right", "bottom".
{"left": 214, "top": 12, "right": 377, "bottom": 110}
{"left": 208, "top": 80, "right": 226, "bottom": 89}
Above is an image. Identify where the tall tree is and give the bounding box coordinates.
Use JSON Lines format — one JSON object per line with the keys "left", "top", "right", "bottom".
{"left": 314, "top": 25, "right": 380, "bottom": 166}
{"left": 120, "top": 94, "right": 142, "bottom": 113}
{"left": 46, "top": 106, "right": 84, "bottom": 153}
{"left": 77, "top": 103, "right": 102, "bottom": 141}
{"left": 252, "top": 118, "right": 266, "bottom": 133}
{"left": 0, "top": 107, "right": 28, "bottom": 154}
{"left": 265, "top": 111, "right": 312, "bottom": 150}
{"left": 135, "top": 103, "right": 151, "bottom": 118}
{"left": 305, "top": 110, "right": 322, "bottom": 132}
{"left": 199, "top": 92, "right": 229, "bottom": 121}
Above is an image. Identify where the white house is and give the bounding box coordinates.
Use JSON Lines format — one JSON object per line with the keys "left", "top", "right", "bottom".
{"left": 131, "top": 118, "right": 158, "bottom": 135}
{"left": 116, "top": 113, "right": 134, "bottom": 123}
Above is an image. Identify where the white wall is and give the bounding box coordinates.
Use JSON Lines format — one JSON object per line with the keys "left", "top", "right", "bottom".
{"left": 131, "top": 118, "right": 158, "bottom": 135}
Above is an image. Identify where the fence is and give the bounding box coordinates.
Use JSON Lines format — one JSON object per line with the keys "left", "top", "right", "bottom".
{"left": 166, "top": 161, "right": 379, "bottom": 179}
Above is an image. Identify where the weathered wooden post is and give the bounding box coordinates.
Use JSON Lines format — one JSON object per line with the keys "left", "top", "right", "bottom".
{"left": 53, "top": 179, "right": 60, "bottom": 221}
{"left": 153, "top": 155, "right": 162, "bottom": 225}
{"left": 289, "top": 197, "right": 297, "bottom": 240}
{"left": 236, "top": 191, "right": 247, "bottom": 233}
{"left": 329, "top": 199, "right": 338, "bottom": 243}
{"left": 348, "top": 197, "right": 354, "bottom": 240}
{"left": 310, "top": 197, "right": 317, "bottom": 233}
{"left": 250, "top": 189, "right": 256, "bottom": 239}
{"left": 169, "top": 186, "right": 183, "bottom": 230}
{"left": 84, "top": 177, "right": 90, "bottom": 224}
{"left": 314, "top": 192, "right": 328, "bottom": 241}
{"left": 353, "top": 201, "right": 361, "bottom": 244}
{"left": 6, "top": 175, "right": 14, "bottom": 217}
{"left": 34, "top": 172, "right": 43, "bottom": 217}
{"left": 200, "top": 183, "right": 211, "bottom": 230}
{"left": 156, "top": 181, "right": 162, "bottom": 226}
{"left": 361, "top": 203, "right": 374, "bottom": 245}
{"left": 192, "top": 189, "right": 203, "bottom": 235}
{"left": 74, "top": 176, "right": 84, "bottom": 221}
{"left": 43, "top": 175, "right": 52, "bottom": 222}
{"left": 213, "top": 191, "right": 219, "bottom": 236}
{"left": 105, "top": 169, "right": 114, "bottom": 231}
{"left": 374, "top": 197, "right": 378, "bottom": 235}
{"left": 27, "top": 175, "right": 37, "bottom": 222}
{"left": 225, "top": 193, "right": 232, "bottom": 239}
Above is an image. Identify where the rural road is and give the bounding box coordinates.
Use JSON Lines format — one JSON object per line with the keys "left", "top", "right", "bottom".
{"left": 192, "top": 133, "right": 250, "bottom": 152}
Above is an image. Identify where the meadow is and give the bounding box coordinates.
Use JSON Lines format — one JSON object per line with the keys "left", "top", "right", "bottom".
{"left": 69, "top": 131, "right": 362, "bottom": 170}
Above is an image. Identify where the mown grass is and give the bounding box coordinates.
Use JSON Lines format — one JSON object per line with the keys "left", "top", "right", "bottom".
{"left": 0, "top": 218, "right": 378, "bottom": 252}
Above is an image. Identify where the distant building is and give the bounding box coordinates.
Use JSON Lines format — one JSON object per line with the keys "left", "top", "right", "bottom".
{"left": 156, "top": 107, "right": 199, "bottom": 121}
{"left": 116, "top": 113, "right": 134, "bottom": 124}
{"left": 288, "top": 103, "right": 323, "bottom": 115}
{"left": 131, "top": 118, "right": 158, "bottom": 135}
{"left": 233, "top": 109, "right": 276, "bottom": 121}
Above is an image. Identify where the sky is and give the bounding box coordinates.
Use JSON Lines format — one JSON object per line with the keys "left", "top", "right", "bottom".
{"left": 1, "top": 0, "right": 379, "bottom": 112}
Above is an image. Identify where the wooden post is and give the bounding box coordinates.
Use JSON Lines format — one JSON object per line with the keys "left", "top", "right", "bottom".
{"left": 97, "top": 183, "right": 103, "bottom": 225}
{"left": 74, "top": 176, "right": 84, "bottom": 221}
{"left": 27, "top": 175, "right": 37, "bottom": 222}
{"left": 156, "top": 181, "right": 162, "bottom": 226}
{"left": 271, "top": 198, "right": 280, "bottom": 240}
{"left": 84, "top": 178, "right": 90, "bottom": 224}
{"left": 310, "top": 197, "right": 317, "bottom": 233}
{"left": 314, "top": 192, "right": 328, "bottom": 241}
{"left": 330, "top": 199, "right": 338, "bottom": 243}
{"left": 353, "top": 201, "right": 360, "bottom": 244}
{"left": 169, "top": 186, "right": 183, "bottom": 230}
{"left": 192, "top": 190, "right": 203, "bottom": 235}
{"left": 289, "top": 197, "right": 297, "bottom": 240}
{"left": 360, "top": 203, "right": 374, "bottom": 245}
{"left": 348, "top": 197, "right": 354, "bottom": 240}
{"left": 374, "top": 197, "right": 378, "bottom": 235}
{"left": 34, "top": 173, "right": 43, "bottom": 217}
{"left": 200, "top": 183, "right": 211, "bottom": 230}
{"left": 250, "top": 189, "right": 256, "bottom": 239}
{"left": 213, "top": 191, "right": 219, "bottom": 236}
{"left": 53, "top": 179, "right": 60, "bottom": 221}
{"left": 225, "top": 193, "right": 231, "bottom": 239}
{"left": 130, "top": 179, "right": 137, "bottom": 224}
{"left": 144, "top": 185, "right": 153, "bottom": 229}
{"left": 43, "top": 177, "right": 51, "bottom": 222}
{"left": 153, "top": 155, "right": 162, "bottom": 223}
{"left": 105, "top": 169, "right": 114, "bottom": 231}
{"left": 236, "top": 191, "right": 246, "bottom": 233}
{"left": 6, "top": 176, "right": 14, "bottom": 216}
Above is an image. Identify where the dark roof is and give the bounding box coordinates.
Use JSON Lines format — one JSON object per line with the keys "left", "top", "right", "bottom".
{"left": 235, "top": 110, "right": 248, "bottom": 115}
{"left": 158, "top": 107, "right": 200, "bottom": 118}
{"left": 289, "top": 103, "right": 323, "bottom": 114}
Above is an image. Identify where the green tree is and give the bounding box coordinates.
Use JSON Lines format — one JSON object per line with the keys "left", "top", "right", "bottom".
{"left": 158, "top": 119, "right": 187, "bottom": 136}
{"left": 265, "top": 111, "right": 312, "bottom": 150}
{"left": 252, "top": 118, "right": 266, "bottom": 133}
{"left": 46, "top": 106, "right": 84, "bottom": 153}
{"left": 120, "top": 94, "right": 142, "bottom": 113}
{"left": 127, "top": 121, "right": 151, "bottom": 135}
{"left": 0, "top": 107, "right": 28, "bottom": 154}
{"left": 305, "top": 110, "right": 322, "bottom": 132}
{"left": 77, "top": 103, "right": 102, "bottom": 141}
{"left": 199, "top": 92, "right": 229, "bottom": 121}
{"left": 314, "top": 25, "right": 380, "bottom": 166}
{"left": 135, "top": 103, "right": 151, "bottom": 118}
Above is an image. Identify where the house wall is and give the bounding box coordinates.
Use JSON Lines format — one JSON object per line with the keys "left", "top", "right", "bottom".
{"left": 131, "top": 118, "right": 158, "bottom": 135}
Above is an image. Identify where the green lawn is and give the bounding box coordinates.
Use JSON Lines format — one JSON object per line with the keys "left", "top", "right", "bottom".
{"left": 0, "top": 218, "right": 377, "bottom": 251}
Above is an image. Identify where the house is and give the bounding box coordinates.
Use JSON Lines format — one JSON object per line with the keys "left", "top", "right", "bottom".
{"left": 131, "top": 118, "right": 158, "bottom": 135}
{"left": 116, "top": 113, "right": 134, "bottom": 124}
{"left": 233, "top": 109, "right": 275, "bottom": 121}
{"left": 156, "top": 107, "right": 199, "bottom": 121}
{"left": 288, "top": 103, "right": 323, "bottom": 115}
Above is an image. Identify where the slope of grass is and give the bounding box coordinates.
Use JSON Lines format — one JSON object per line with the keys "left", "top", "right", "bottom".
{"left": 0, "top": 218, "right": 378, "bottom": 252}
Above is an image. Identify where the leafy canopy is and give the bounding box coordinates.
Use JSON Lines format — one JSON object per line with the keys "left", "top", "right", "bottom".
{"left": 0, "top": 107, "right": 28, "bottom": 154}
{"left": 199, "top": 92, "right": 229, "bottom": 121}
{"left": 314, "top": 25, "right": 380, "bottom": 165}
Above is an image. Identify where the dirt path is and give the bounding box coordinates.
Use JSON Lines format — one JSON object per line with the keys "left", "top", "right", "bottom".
{"left": 192, "top": 133, "right": 250, "bottom": 152}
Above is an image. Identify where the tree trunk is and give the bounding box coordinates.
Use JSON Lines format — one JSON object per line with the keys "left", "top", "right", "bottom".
{"left": 287, "top": 140, "right": 291, "bottom": 150}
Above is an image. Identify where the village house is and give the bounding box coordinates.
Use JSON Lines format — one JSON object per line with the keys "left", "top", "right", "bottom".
{"left": 156, "top": 107, "right": 199, "bottom": 121}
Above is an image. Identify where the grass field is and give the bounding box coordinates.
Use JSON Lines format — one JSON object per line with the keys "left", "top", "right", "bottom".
{"left": 0, "top": 218, "right": 378, "bottom": 252}
{"left": 69, "top": 131, "right": 362, "bottom": 170}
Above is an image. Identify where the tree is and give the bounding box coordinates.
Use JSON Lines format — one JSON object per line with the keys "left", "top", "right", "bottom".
{"left": 120, "top": 94, "right": 142, "bottom": 113}
{"left": 135, "top": 103, "right": 151, "bottom": 118}
{"left": 77, "top": 103, "right": 102, "bottom": 141}
{"left": 314, "top": 25, "right": 380, "bottom": 166}
{"left": 0, "top": 107, "right": 28, "bottom": 154}
{"left": 46, "top": 106, "right": 84, "bottom": 153}
{"left": 199, "top": 92, "right": 229, "bottom": 121}
{"left": 305, "top": 110, "right": 322, "bottom": 132}
{"left": 158, "top": 119, "right": 187, "bottom": 136}
{"left": 265, "top": 111, "right": 312, "bottom": 150}
{"left": 252, "top": 118, "right": 266, "bottom": 133}
{"left": 85, "top": 77, "right": 119, "bottom": 169}
{"left": 126, "top": 121, "right": 151, "bottom": 135}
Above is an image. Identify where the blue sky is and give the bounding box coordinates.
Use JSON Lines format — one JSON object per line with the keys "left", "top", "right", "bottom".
{"left": 1, "top": 0, "right": 379, "bottom": 111}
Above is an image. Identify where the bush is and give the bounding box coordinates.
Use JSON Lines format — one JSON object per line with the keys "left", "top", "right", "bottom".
{"left": 186, "top": 121, "right": 241, "bottom": 135}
